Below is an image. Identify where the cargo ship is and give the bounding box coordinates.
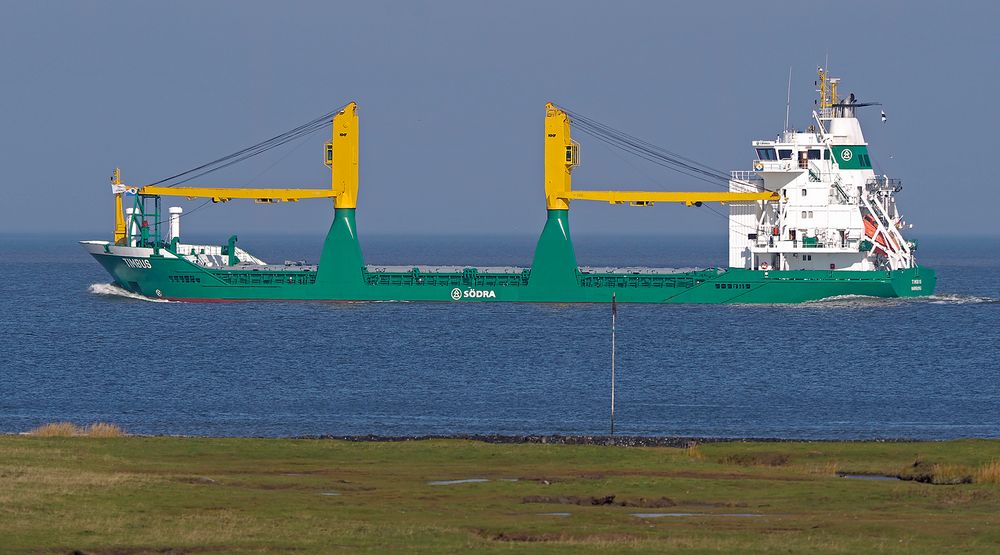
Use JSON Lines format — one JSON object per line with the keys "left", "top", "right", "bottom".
{"left": 82, "top": 69, "right": 935, "bottom": 303}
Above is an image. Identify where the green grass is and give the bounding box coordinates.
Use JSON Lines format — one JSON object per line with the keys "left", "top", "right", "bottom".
{"left": 3, "top": 437, "right": 1000, "bottom": 553}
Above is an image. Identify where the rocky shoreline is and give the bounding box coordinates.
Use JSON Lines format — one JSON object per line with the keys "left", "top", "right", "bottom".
{"left": 297, "top": 434, "right": 922, "bottom": 446}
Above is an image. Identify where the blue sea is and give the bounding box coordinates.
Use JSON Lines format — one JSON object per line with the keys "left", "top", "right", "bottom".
{"left": 1, "top": 232, "right": 998, "bottom": 439}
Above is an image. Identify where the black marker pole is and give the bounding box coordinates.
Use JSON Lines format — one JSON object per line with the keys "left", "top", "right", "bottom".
{"left": 611, "top": 292, "right": 616, "bottom": 436}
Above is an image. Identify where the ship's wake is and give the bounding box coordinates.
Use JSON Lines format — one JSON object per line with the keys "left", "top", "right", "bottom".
{"left": 804, "top": 293, "right": 999, "bottom": 307}
{"left": 88, "top": 283, "right": 174, "bottom": 303}
{"left": 925, "top": 293, "right": 999, "bottom": 305}
{"left": 799, "top": 294, "right": 905, "bottom": 308}
{"left": 807, "top": 294, "right": 883, "bottom": 303}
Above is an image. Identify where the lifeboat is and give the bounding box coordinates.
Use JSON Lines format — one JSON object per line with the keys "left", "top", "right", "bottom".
{"left": 863, "top": 214, "right": 899, "bottom": 255}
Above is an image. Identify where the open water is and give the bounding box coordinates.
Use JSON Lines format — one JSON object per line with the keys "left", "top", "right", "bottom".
{"left": 1, "top": 233, "right": 998, "bottom": 439}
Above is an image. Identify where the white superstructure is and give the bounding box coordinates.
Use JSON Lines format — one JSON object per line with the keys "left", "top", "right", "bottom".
{"left": 728, "top": 69, "right": 916, "bottom": 272}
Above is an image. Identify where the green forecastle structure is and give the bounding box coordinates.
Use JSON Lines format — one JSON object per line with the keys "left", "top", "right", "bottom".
{"left": 83, "top": 93, "right": 936, "bottom": 303}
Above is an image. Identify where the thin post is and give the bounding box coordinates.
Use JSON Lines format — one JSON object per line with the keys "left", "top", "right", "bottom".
{"left": 784, "top": 66, "right": 793, "bottom": 132}
{"left": 611, "top": 292, "right": 616, "bottom": 435}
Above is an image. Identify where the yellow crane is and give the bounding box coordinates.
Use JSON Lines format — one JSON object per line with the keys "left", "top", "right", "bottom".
{"left": 543, "top": 102, "right": 778, "bottom": 209}
{"left": 111, "top": 103, "right": 359, "bottom": 244}
{"left": 109, "top": 101, "right": 775, "bottom": 245}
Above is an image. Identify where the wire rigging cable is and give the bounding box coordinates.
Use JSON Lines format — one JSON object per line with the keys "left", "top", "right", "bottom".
{"left": 146, "top": 103, "right": 350, "bottom": 188}
{"left": 559, "top": 106, "right": 757, "bottom": 192}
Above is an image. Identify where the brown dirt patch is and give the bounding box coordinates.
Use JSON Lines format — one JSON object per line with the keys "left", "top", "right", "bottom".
{"left": 68, "top": 547, "right": 210, "bottom": 555}
{"left": 523, "top": 494, "right": 677, "bottom": 508}
{"left": 719, "top": 453, "right": 791, "bottom": 467}
{"left": 490, "top": 532, "right": 563, "bottom": 542}
{"left": 476, "top": 529, "right": 642, "bottom": 544}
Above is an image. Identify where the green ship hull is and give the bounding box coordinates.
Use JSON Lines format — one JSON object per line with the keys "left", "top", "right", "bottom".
{"left": 85, "top": 209, "right": 936, "bottom": 303}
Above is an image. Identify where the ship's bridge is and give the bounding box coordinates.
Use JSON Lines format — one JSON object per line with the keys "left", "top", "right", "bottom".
{"left": 752, "top": 135, "right": 833, "bottom": 173}
{"left": 751, "top": 124, "right": 873, "bottom": 179}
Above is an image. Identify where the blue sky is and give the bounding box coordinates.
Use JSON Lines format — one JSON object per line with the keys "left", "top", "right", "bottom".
{"left": 1, "top": 0, "right": 996, "bottom": 237}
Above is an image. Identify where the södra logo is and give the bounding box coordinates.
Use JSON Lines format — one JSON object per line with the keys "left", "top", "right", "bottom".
{"left": 123, "top": 258, "right": 151, "bottom": 269}
{"left": 450, "top": 287, "right": 496, "bottom": 300}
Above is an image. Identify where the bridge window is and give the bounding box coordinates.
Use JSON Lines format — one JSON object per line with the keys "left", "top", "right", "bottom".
{"left": 808, "top": 149, "right": 821, "bottom": 160}
{"left": 778, "top": 149, "right": 793, "bottom": 160}
{"left": 755, "top": 148, "right": 777, "bottom": 160}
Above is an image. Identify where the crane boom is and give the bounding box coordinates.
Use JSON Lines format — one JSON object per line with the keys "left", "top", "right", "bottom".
{"left": 132, "top": 102, "right": 359, "bottom": 204}
{"left": 564, "top": 189, "right": 776, "bottom": 206}
{"left": 137, "top": 186, "right": 336, "bottom": 202}
{"left": 544, "top": 102, "right": 778, "bottom": 208}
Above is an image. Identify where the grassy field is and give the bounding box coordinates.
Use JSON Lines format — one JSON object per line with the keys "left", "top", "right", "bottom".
{"left": 2, "top": 435, "right": 1000, "bottom": 554}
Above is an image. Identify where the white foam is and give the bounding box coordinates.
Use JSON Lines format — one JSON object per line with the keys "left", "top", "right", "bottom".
{"left": 88, "top": 283, "right": 173, "bottom": 303}
{"left": 806, "top": 293, "right": 999, "bottom": 307}
{"left": 808, "top": 294, "right": 881, "bottom": 303}
{"left": 925, "top": 294, "right": 999, "bottom": 305}
{"left": 733, "top": 294, "right": 900, "bottom": 308}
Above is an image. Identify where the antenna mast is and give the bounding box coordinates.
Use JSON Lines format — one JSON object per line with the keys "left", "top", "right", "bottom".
{"left": 784, "top": 66, "right": 793, "bottom": 132}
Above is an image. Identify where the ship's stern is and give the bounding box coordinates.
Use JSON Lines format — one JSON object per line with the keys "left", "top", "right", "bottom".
{"left": 891, "top": 266, "right": 936, "bottom": 298}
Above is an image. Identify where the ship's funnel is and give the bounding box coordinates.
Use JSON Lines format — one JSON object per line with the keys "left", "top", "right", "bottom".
{"left": 125, "top": 207, "right": 138, "bottom": 247}
{"left": 827, "top": 117, "right": 866, "bottom": 144}
{"left": 168, "top": 206, "right": 183, "bottom": 241}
